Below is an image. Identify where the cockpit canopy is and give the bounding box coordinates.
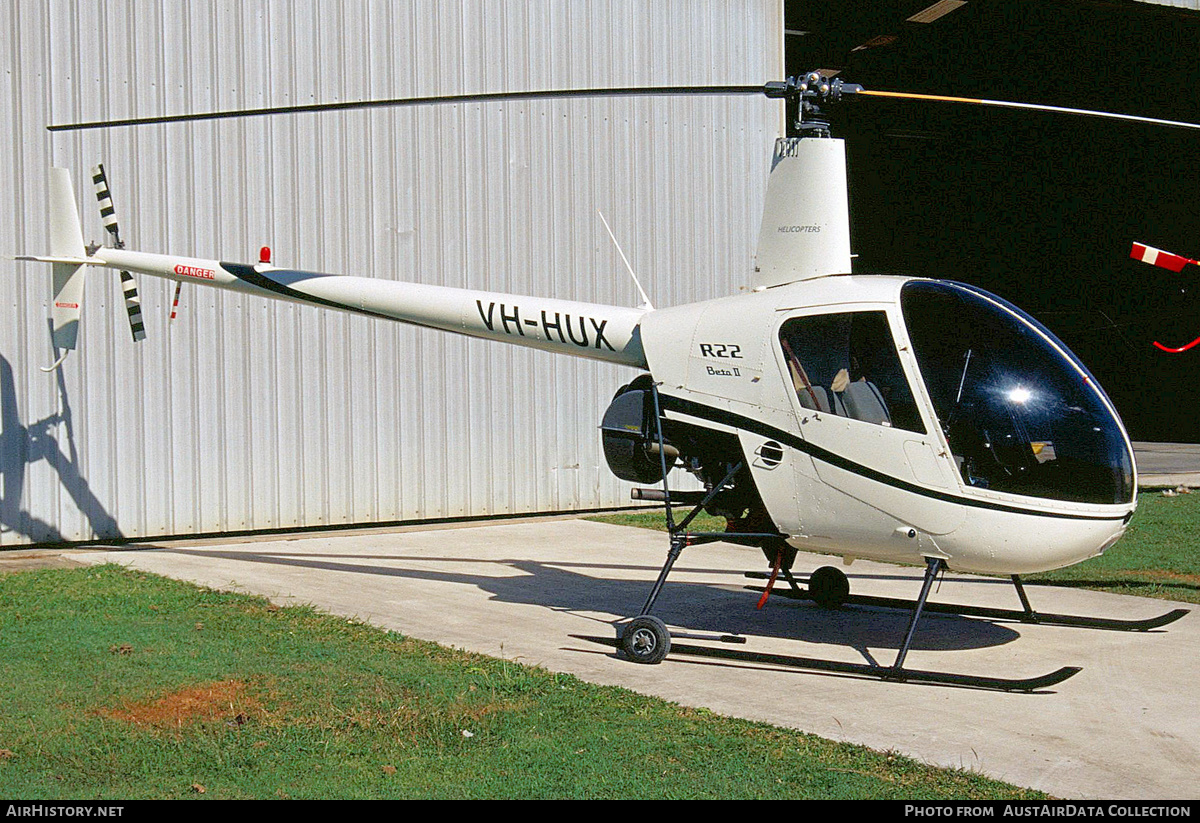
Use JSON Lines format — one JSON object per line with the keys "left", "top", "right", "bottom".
{"left": 773, "top": 279, "right": 1134, "bottom": 506}
{"left": 900, "top": 281, "right": 1135, "bottom": 505}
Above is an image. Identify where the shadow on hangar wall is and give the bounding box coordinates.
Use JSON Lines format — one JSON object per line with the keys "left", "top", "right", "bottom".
{"left": 784, "top": 0, "right": 1200, "bottom": 442}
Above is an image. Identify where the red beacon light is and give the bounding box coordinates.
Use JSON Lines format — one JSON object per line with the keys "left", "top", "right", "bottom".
{"left": 259, "top": 246, "right": 272, "bottom": 265}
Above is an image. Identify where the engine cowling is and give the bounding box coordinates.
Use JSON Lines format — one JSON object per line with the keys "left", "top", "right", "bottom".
{"left": 600, "top": 376, "right": 670, "bottom": 484}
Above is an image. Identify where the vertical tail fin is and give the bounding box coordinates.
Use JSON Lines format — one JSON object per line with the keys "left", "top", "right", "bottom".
{"left": 49, "top": 168, "right": 87, "bottom": 259}
{"left": 48, "top": 168, "right": 88, "bottom": 353}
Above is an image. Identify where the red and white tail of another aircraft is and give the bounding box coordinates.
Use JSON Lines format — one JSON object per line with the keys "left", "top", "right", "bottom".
{"left": 1130, "top": 241, "right": 1200, "bottom": 353}
{"left": 1131, "top": 242, "right": 1197, "bottom": 274}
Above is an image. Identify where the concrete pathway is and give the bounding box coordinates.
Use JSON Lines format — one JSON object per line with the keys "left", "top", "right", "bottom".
{"left": 1133, "top": 442, "right": 1200, "bottom": 488}
{"left": 64, "top": 518, "right": 1199, "bottom": 800}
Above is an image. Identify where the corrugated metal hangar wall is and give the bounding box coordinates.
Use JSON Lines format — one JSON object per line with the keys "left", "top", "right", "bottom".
{"left": 0, "top": 1, "right": 784, "bottom": 545}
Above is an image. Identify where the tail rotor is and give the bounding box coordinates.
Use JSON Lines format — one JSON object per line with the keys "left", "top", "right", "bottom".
{"left": 91, "top": 163, "right": 146, "bottom": 342}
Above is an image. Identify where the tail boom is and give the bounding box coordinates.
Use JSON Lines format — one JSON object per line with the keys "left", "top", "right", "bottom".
{"left": 90, "top": 248, "right": 650, "bottom": 368}
{"left": 19, "top": 167, "right": 649, "bottom": 368}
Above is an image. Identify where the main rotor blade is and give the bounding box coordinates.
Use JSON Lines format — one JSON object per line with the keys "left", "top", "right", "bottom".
{"left": 857, "top": 88, "right": 1200, "bottom": 131}
{"left": 48, "top": 85, "right": 767, "bottom": 132}
{"left": 51, "top": 76, "right": 1200, "bottom": 133}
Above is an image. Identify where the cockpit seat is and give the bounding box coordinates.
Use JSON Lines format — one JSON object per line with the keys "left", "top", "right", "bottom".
{"left": 840, "top": 380, "right": 891, "bottom": 426}
{"left": 797, "top": 384, "right": 834, "bottom": 413}
{"left": 787, "top": 357, "right": 834, "bottom": 413}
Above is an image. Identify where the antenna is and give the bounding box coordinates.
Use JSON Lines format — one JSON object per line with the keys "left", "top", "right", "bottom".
{"left": 597, "top": 210, "right": 653, "bottom": 311}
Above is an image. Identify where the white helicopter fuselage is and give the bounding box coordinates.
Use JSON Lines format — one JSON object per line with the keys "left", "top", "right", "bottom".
{"left": 640, "top": 274, "right": 1136, "bottom": 576}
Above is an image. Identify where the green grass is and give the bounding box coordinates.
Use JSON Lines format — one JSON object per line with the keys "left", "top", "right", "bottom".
{"left": 586, "top": 509, "right": 728, "bottom": 534}
{"left": 1028, "top": 491, "right": 1200, "bottom": 603}
{"left": 0, "top": 565, "right": 1045, "bottom": 800}
{"left": 589, "top": 492, "right": 1200, "bottom": 605}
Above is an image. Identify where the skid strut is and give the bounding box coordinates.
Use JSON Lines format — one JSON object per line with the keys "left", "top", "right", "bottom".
{"left": 889, "top": 557, "right": 943, "bottom": 676}
{"left": 607, "top": 548, "right": 1081, "bottom": 691}
{"left": 618, "top": 382, "right": 778, "bottom": 663}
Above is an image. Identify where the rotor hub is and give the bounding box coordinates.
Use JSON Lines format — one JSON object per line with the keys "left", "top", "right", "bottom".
{"left": 764, "top": 72, "right": 863, "bottom": 137}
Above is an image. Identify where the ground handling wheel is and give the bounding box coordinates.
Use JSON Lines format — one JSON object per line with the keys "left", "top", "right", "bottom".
{"left": 620, "top": 615, "right": 672, "bottom": 664}
{"left": 808, "top": 565, "right": 850, "bottom": 609}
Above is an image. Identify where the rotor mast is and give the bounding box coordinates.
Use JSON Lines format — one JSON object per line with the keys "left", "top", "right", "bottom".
{"left": 752, "top": 73, "right": 860, "bottom": 290}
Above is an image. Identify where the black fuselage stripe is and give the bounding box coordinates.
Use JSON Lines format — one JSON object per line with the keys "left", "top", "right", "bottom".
{"left": 220, "top": 262, "right": 444, "bottom": 332}
{"left": 658, "top": 394, "right": 1128, "bottom": 522}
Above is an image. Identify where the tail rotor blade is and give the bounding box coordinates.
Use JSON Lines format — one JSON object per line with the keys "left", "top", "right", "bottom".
{"left": 119, "top": 270, "right": 146, "bottom": 342}
{"left": 91, "top": 163, "right": 123, "bottom": 247}
{"left": 92, "top": 163, "right": 147, "bottom": 343}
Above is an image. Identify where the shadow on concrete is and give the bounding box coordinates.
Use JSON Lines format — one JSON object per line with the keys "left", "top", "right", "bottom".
{"left": 151, "top": 547, "right": 1022, "bottom": 658}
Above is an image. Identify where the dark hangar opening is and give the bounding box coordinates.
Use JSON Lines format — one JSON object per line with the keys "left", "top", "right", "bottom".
{"left": 784, "top": 0, "right": 1200, "bottom": 443}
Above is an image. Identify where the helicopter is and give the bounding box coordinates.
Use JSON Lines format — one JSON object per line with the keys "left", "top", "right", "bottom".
{"left": 17, "top": 72, "right": 1196, "bottom": 691}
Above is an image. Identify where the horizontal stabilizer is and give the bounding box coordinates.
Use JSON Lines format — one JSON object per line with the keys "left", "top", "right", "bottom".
{"left": 14, "top": 254, "right": 96, "bottom": 266}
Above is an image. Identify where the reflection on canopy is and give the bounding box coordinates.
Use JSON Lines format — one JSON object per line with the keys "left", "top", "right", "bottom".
{"left": 901, "top": 281, "right": 1134, "bottom": 505}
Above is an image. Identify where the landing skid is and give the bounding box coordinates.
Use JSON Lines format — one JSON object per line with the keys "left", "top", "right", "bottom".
{"left": 576, "top": 633, "right": 1080, "bottom": 692}
{"left": 746, "top": 572, "right": 1190, "bottom": 632}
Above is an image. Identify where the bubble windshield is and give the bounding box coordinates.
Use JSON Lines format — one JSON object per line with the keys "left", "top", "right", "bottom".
{"left": 901, "top": 281, "right": 1134, "bottom": 505}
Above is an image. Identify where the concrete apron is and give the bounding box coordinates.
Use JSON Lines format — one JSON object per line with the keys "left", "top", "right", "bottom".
{"left": 69, "top": 519, "right": 1198, "bottom": 800}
